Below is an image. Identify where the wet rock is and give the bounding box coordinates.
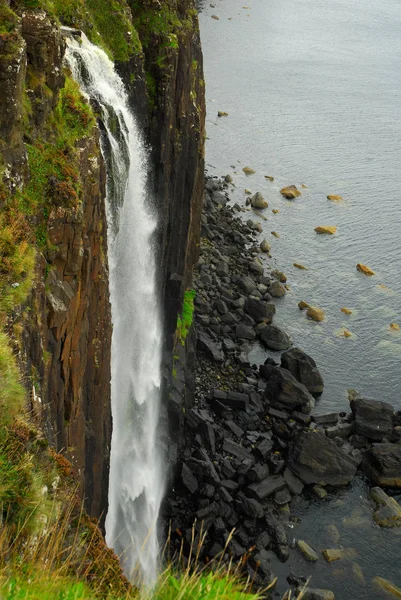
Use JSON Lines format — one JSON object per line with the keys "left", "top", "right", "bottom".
{"left": 265, "top": 512, "right": 288, "bottom": 546}
{"left": 281, "top": 347, "right": 324, "bottom": 396}
{"left": 242, "top": 166, "right": 255, "bottom": 175}
{"left": 225, "top": 174, "right": 233, "bottom": 183}
{"left": 370, "top": 486, "right": 401, "bottom": 527}
{"left": 312, "top": 484, "right": 328, "bottom": 499}
{"left": 298, "top": 300, "right": 309, "bottom": 310}
{"left": 274, "top": 487, "right": 291, "bottom": 505}
{"left": 236, "top": 323, "right": 256, "bottom": 340}
{"left": 247, "top": 463, "right": 269, "bottom": 483}
{"left": 315, "top": 225, "right": 337, "bottom": 234}
{"left": 306, "top": 306, "right": 325, "bottom": 321}
{"left": 245, "top": 297, "right": 275, "bottom": 323}
{"left": 280, "top": 185, "right": 301, "bottom": 199}
{"left": 297, "top": 540, "right": 319, "bottom": 562}
{"left": 223, "top": 438, "right": 254, "bottom": 462}
{"left": 259, "top": 325, "right": 291, "bottom": 351}
{"left": 222, "top": 391, "right": 249, "bottom": 411}
{"left": 271, "top": 231, "right": 280, "bottom": 238}
{"left": 261, "top": 365, "right": 315, "bottom": 412}
{"left": 197, "top": 331, "right": 224, "bottom": 362}
{"left": 260, "top": 239, "right": 271, "bottom": 253}
{"left": 237, "top": 493, "right": 264, "bottom": 518}
{"left": 356, "top": 263, "right": 375, "bottom": 276}
{"left": 297, "top": 589, "right": 335, "bottom": 600}
{"left": 181, "top": 463, "right": 199, "bottom": 494}
{"left": 313, "top": 413, "right": 339, "bottom": 426}
{"left": 322, "top": 548, "right": 358, "bottom": 562}
{"left": 256, "top": 530, "right": 271, "bottom": 550}
{"left": 269, "top": 280, "right": 286, "bottom": 298}
{"left": 372, "top": 577, "right": 401, "bottom": 598}
{"left": 341, "top": 307, "right": 352, "bottom": 315}
{"left": 293, "top": 263, "right": 307, "bottom": 270}
{"left": 251, "top": 192, "right": 268, "bottom": 209}
{"left": 350, "top": 397, "right": 394, "bottom": 441}
{"left": 271, "top": 269, "right": 287, "bottom": 283}
{"left": 326, "top": 423, "right": 353, "bottom": 439}
{"left": 327, "top": 194, "right": 343, "bottom": 201}
{"left": 288, "top": 431, "right": 358, "bottom": 486}
{"left": 362, "top": 443, "right": 401, "bottom": 487}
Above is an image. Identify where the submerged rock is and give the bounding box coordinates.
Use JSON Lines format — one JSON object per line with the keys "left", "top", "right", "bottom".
{"left": 297, "top": 539, "right": 319, "bottom": 562}
{"left": 370, "top": 486, "right": 401, "bottom": 527}
{"left": 327, "top": 194, "right": 343, "bottom": 201}
{"left": 306, "top": 306, "right": 325, "bottom": 321}
{"left": 298, "top": 300, "right": 309, "bottom": 310}
{"left": 373, "top": 577, "right": 401, "bottom": 598}
{"left": 265, "top": 175, "right": 274, "bottom": 181}
{"left": 297, "top": 589, "right": 335, "bottom": 600}
{"left": 341, "top": 307, "right": 352, "bottom": 315}
{"left": 356, "top": 263, "right": 375, "bottom": 276}
{"left": 293, "top": 262, "right": 307, "bottom": 270}
{"left": 321, "top": 548, "right": 358, "bottom": 562}
{"left": 260, "top": 239, "right": 271, "bottom": 253}
{"left": 288, "top": 431, "right": 358, "bottom": 486}
{"left": 242, "top": 166, "right": 255, "bottom": 175}
{"left": 315, "top": 225, "right": 337, "bottom": 234}
{"left": 269, "top": 280, "right": 286, "bottom": 298}
{"left": 280, "top": 185, "right": 301, "bottom": 199}
{"left": 271, "top": 231, "right": 280, "bottom": 238}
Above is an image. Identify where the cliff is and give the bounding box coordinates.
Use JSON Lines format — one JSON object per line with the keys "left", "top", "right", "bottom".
{"left": 0, "top": 0, "right": 204, "bottom": 525}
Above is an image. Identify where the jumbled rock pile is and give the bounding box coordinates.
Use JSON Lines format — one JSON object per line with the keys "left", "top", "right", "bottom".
{"left": 164, "top": 175, "right": 401, "bottom": 593}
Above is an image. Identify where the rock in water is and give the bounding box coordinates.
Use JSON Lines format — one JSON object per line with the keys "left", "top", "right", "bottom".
{"left": 242, "top": 166, "right": 255, "bottom": 175}
{"left": 362, "top": 443, "right": 401, "bottom": 487}
{"left": 288, "top": 431, "right": 358, "bottom": 486}
{"left": 261, "top": 365, "right": 315, "bottom": 412}
{"left": 269, "top": 280, "right": 286, "bottom": 298}
{"left": 315, "top": 225, "right": 337, "bottom": 234}
{"left": 251, "top": 192, "right": 268, "bottom": 209}
{"left": 370, "top": 487, "right": 401, "bottom": 527}
{"left": 390, "top": 323, "right": 400, "bottom": 330}
{"left": 350, "top": 397, "right": 394, "bottom": 441}
{"left": 372, "top": 577, "right": 401, "bottom": 599}
{"left": 306, "top": 306, "right": 325, "bottom": 321}
{"left": 259, "top": 324, "right": 291, "bottom": 350}
{"left": 356, "top": 263, "right": 375, "bottom": 275}
{"left": 260, "top": 239, "right": 271, "bottom": 253}
{"left": 297, "top": 589, "right": 335, "bottom": 600}
{"left": 327, "top": 194, "right": 343, "bottom": 201}
{"left": 265, "top": 175, "right": 274, "bottom": 181}
{"left": 217, "top": 111, "right": 227, "bottom": 116}
{"left": 280, "top": 185, "right": 301, "bottom": 199}
{"left": 298, "top": 300, "right": 309, "bottom": 310}
{"left": 293, "top": 263, "right": 307, "bottom": 270}
{"left": 281, "top": 347, "right": 324, "bottom": 396}
{"left": 341, "top": 307, "right": 352, "bottom": 315}
{"left": 245, "top": 297, "right": 275, "bottom": 323}
{"left": 297, "top": 540, "right": 319, "bottom": 562}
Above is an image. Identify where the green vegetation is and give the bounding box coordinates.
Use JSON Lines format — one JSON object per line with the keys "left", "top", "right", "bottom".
{"left": 0, "top": 5, "right": 19, "bottom": 34}
{"left": 11, "top": 0, "right": 141, "bottom": 61}
{"left": 176, "top": 288, "right": 196, "bottom": 346}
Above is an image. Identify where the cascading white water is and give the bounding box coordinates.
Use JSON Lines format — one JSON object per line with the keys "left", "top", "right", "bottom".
{"left": 65, "top": 34, "right": 164, "bottom": 587}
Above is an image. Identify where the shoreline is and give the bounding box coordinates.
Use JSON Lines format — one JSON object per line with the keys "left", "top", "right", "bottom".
{"left": 164, "top": 173, "right": 401, "bottom": 597}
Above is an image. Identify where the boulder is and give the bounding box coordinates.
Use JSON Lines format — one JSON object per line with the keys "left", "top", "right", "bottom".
{"left": 281, "top": 347, "right": 324, "bottom": 397}
{"left": 197, "top": 331, "right": 224, "bottom": 362}
{"left": 350, "top": 397, "right": 394, "bottom": 441}
{"left": 251, "top": 192, "right": 268, "bottom": 209}
{"left": 261, "top": 365, "right": 315, "bottom": 412}
{"left": 306, "top": 306, "right": 325, "bottom": 321}
{"left": 315, "top": 226, "right": 337, "bottom": 234}
{"left": 362, "top": 443, "right": 401, "bottom": 487}
{"left": 181, "top": 463, "right": 199, "bottom": 494}
{"left": 280, "top": 185, "right": 301, "bottom": 199}
{"left": 297, "top": 540, "right": 319, "bottom": 562}
{"left": 298, "top": 300, "right": 309, "bottom": 310}
{"left": 271, "top": 269, "right": 287, "bottom": 282}
{"left": 269, "top": 280, "right": 286, "bottom": 298}
{"left": 249, "top": 260, "right": 264, "bottom": 276}
{"left": 247, "top": 475, "right": 286, "bottom": 501}
{"left": 245, "top": 297, "right": 275, "bottom": 323}
{"left": 259, "top": 325, "right": 291, "bottom": 351}
{"left": 236, "top": 323, "right": 256, "bottom": 340}
{"left": 288, "top": 431, "right": 358, "bottom": 486}
{"left": 236, "top": 275, "right": 257, "bottom": 295}
{"left": 356, "top": 263, "right": 375, "bottom": 275}
{"left": 370, "top": 486, "right": 401, "bottom": 527}
{"left": 260, "top": 239, "right": 271, "bottom": 253}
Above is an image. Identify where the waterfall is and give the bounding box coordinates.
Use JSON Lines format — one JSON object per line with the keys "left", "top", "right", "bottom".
{"left": 65, "top": 33, "right": 164, "bottom": 586}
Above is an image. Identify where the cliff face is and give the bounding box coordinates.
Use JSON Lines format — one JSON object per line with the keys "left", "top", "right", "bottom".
{"left": 0, "top": 7, "right": 112, "bottom": 521}
{"left": 1, "top": 0, "right": 204, "bottom": 521}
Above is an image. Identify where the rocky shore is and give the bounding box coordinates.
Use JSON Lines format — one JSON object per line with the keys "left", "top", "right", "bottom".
{"left": 164, "top": 175, "right": 401, "bottom": 596}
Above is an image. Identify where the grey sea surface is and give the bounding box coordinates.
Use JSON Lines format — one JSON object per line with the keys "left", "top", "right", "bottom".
{"left": 199, "top": 0, "right": 401, "bottom": 597}
{"left": 199, "top": 0, "right": 401, "bottom": 415}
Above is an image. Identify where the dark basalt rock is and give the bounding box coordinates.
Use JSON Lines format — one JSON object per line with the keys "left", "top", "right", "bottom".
{"left": 362, "top": 443, "right": 401, "bottom": 487}
{"left": 259, "top": 324, "right": 291, "bottom": 351}
{"left": 236, "top": 323, "right": 256, "bottom": 340}
{"left": 350, "top": 397, "right": 394, "bottom": 441}
{"left": 288, "top": 431, "right": 358, "bottom": 487}
{"left": 261, "top": 365, "right": 315, "bottom": 413}
{"left": 244, "top": 297, "right": 276, "bottom": 323}
{"left": 246, "top": 475, "right": 286, "bottom": 500}
{"left": 281, "top": 347, "right": 324, "bottom": 397}
{"left": 197, "top": 331, "right": 224, "bottom": 362}
{"left": 181, "top": 462, "right": 199, "bottom": 494}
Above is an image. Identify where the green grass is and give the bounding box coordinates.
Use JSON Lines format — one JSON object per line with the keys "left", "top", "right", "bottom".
{"left": 0, "top": 5, "right": 19, "bottom": 34}
{"left": 176, "top": 289, "right": 196, "bottom": 345}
